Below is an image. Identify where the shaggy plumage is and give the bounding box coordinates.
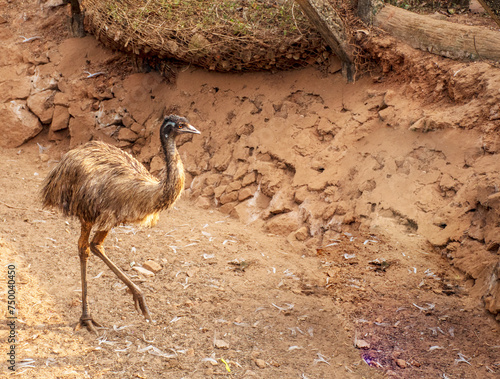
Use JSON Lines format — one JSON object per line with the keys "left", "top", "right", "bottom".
{"left": 41, "top": 115, "right": 200, "bottom": 332}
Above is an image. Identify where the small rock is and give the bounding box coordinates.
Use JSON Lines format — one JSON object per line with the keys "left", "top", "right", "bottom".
{"left": 242, "top": 171, "right": 257, "bottom": 186}
{"left": 409, "top": 117, "right": 428, "bottom": 132}
{"left": 54, "top": 92, "right": 70, "bottom": 107}
{"left": 121, "top": 114, "right": 134, "bottom": 128}
{"left": 238, "top": 186, "right": 255, "bottom": 201}
{"left": 202, "top": 186, "right": 215, "bottom": 197}
{"left": 130, "top": 122, "right": 143, "bottom": 134}
{"left": 186, "top": 267, "right": 199, "bottom": 277}
{"left": 294, "top": 226, "right": 309, "bottom": 241}
{"left": 117, "top": 127, "right": 138, "bottom": 142}
{"left": 195, "top": 196, "right": 212, "bottom": 209}
{"left": 234, "top": 164, "right": 249, "bottom": 180}
{"left": 214, "top": 339, "right": 229, "bottom": 349}
{"left": 382, "top": 89, "right": 397, "bottom": 107}
{"left": 294, "top": 186, "right": 309, "bottom": 204}
{"left": 0, "top": 101, "right": 42, "bottom": 147}
{"left": 214, "top": 185, "right": 227, "bottom": 199}
{"left": 396, "top": 359, "right": 406, "bottom": 368}
{"left": 142, "top": 260, "right": 162, "bottom": 273}
{"left": 266, "top": 212, "right": 300, "bottom": 236}
{"left": 268, "top": 187, "right": 294, "bottom": 215}
{"left": 68, "top": 114, "right": 94, "bottom": 149}
{"left": 219, "top": 191, "right": 238, "bottom": 205}
{"left": 355, "top": 339, "right": 370, "bottom": 349}
{"left": 227, "top": 181, "right": 242, "bottom": 192}
{"left": 51, "top": 105, "right": 70, "bottom": 131}
{"left": 219, "top": 202, "right": 237, "bottom": 215}
{"left": 27, "top": 90, "right": 55, "bottom": 124}
{"left": 132, "top": 266, "right": 154, "bottom": 277}
{"left": 378, "top": 106, "right": 394, "bottom": 123}
{"left": 254, "top": 358, "right": 266, "bottom": 368}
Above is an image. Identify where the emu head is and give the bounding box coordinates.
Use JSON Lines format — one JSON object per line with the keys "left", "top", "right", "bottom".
{"left": 160, "top": 115, "right": 200, "bottom": 138}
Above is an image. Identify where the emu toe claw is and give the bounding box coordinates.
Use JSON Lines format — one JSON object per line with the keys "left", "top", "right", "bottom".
{"left": 75, "top": 317, "right": 102, "bottom": 334}
{"left": 132, "top": 292, "right": 152, "bottom": 321}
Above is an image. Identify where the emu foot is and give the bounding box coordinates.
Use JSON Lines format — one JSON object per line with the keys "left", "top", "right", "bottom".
{"left": 132, "top": 291, "right": 152, "bottom": 321}
{"left": 75, "top": 316, "right": 102, "bottom": 334}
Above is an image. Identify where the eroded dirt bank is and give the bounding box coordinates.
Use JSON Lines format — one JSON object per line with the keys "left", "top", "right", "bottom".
{"left": 0, "top": 1, "right": 499, "bottom": 378}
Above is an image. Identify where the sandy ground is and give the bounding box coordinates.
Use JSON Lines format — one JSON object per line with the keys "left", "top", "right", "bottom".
{"left": 1, "top": 138, "right": 498, "bottom": 379}
{"left": 0, "top": 1, "right": 499, "bottom": 378}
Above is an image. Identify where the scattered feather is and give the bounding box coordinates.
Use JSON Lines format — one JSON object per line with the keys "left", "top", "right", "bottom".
{"left": 112, "top": 324, "right": 133, "bottom": 331}
{"left": 202, "top": 357, "right": 218, "bottom": 365}
{"left": 20, "top": 35, "right": 41, "bottom": 43}
{"left": 413, "top": 303, "right": 435, "bottom": 312}
{"left": 272, "top": 303, "right": 294, "bottom": 312}
{"left": 313, "top": 352, "right": 330, "bottom": 365}
{"left": 17, "top": 358, "right": 36, "bottom": 368}
{"left": 454, "top": 352, "right": 471, "bottom": 366}
{"left": 114, "top": 340, "right": 133, "bottom": 352}
{"left": 137, "top": 345, "right": 177, "bottom": 359}
{"left": 170, "top": 316, "right": 182, "bottom": 324}
{"left": 142, "top": 334, "right": 155, "bottom": 343}
{"left": 84, "top": 71, "right": 106, "bottom": 79}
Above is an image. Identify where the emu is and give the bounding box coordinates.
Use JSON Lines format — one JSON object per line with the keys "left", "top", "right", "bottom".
{"left": 41, "top": 115, "right": 200, "bottom": 332}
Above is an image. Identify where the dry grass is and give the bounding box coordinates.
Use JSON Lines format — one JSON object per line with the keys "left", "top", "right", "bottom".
{"left": 83, "top": 0, "right": 329, "bottom": 71}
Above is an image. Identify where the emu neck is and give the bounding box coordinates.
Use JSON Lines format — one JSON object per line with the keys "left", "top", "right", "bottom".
{"left": 159, "top": 133, "right": 185, "bottom": 209}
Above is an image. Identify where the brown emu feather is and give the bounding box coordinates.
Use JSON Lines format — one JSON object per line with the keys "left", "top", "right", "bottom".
{"left": 41, "top": 115, "right": 200, "bottom": 332}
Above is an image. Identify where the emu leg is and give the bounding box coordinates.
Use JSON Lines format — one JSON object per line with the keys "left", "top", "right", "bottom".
{"left": 75, "top": 222, "right": 102, "bottom": 333}
{"left": 90, "top": 231, "right": 152, "bottom": 321}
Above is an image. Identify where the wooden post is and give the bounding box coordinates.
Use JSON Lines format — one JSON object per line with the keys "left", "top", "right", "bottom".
{"left": 295, "top": 0, "right": 356, "bottom": 82}
{"left": 66, "top": 0, "right": 85, "bottom": 37}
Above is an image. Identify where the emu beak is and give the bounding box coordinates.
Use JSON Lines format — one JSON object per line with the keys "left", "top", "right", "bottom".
{"left": 183, "top": 124, "right": 201, "bottom": 134}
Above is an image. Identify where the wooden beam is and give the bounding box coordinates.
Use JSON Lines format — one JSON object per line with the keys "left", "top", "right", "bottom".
{"left": 373, "top": 4, "right": 500, "bottom": 61}
{"left": 295, "top": 0, "right": 356, "bottom": 82}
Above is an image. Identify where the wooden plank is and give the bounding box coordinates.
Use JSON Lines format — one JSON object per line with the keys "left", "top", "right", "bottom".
{"left": 374, "top": 4, "right": 500, "bottom": 61}
{"left": 295, "top": 0, "right": 356, "bottom": 81}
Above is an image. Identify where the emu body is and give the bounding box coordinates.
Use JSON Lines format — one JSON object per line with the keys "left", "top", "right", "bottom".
{"left": 41, "top": 115, "right": 200, "bottom": 332}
